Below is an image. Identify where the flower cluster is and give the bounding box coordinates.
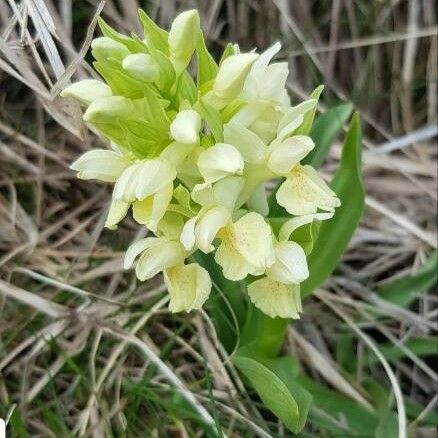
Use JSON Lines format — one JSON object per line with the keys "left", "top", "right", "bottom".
{"left": 63, "top": 10, "right": 340, "bottom": 318}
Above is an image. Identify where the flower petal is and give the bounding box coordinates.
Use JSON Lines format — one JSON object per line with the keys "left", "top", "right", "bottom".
{"left": 246, "top": 183, "right": 269, "bottom": 216}
{"left": 213, "top": 53, "right": 259, "bottom": 101}
{"left": 267, "top": 241, "right": 309, "bottom": 284}
{"left": 268, "top": 135, "right": 315, "bottom": 175}
{"left": 247, "top": 277, "right": 302, "bottom": 319}
{"left": 60, "top": 79, "right": 112, "bottom": 105}
{"left": 124, "top": 237, "right": 158, "bottom": 269}
{"left": 132, "top": 183, "right": 173, "bottom": 232}
{"left": 180, "top": 216, "right": 197, "bottom": 251}
{"left": 197, "top": 143, "right": 244, "bottom": 183}
{"left": 276, "top": 165, "right": 340, "bottom": 215}
{"left": 135, "top": 158, "right": 177, "bottom": 200}
{"left": 122, "top": 53, "right": 160, "bottom": 82}
{"left": 105, "top": 198, "right": 130, "bottom": 230}
{"left": 71, "top": 149, "right": 131, "bottom": 182}
{"left": 195, "top": 206, "right": 231, "bottom": 253}
{"left": 223, "top": 122, "right": 268, "bottom": 163}
{"left": 113, "top": 162, "right": 142, "bottom": 202}
{"left": 215, "top": 212, "right": 275, "bottom": 280}
{"left": 214, "top": 234, "right": 255, "bottom": 281}
{"left": 164, "top": 263, "right": 211, "bottom": 312}
{"left": 277, "top": 99, "right": 317, "bottom": 140}
{"left": 230, "top": 212, "right": 275, "bottom": 269}
{"left": 191, "top": 176, "right": 244, "bottom": 211}
{"left": 170, "top": 109, "right": 201, "bottom": 144}
{"left": 278, "top": 212, "right": 334, "bottom": 242}
{"left": 135, "top": 239, "right": 185, "bottom": 281}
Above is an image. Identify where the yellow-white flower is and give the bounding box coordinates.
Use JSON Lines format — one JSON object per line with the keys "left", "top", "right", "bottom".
{"left": 180, "top": 205, "right": 231, "bottom": 253}
{"left": 278, "top": 211, "right": 334, "bottom": 242}
{"left": 132, "top": 183, "right": 174, "bottom": 232}
{"left": 242, "top": 42, "right": 290, "bottom": 107}
{"left": 84, "top": 96, "right": 134, "bottom": 123}
{"left": 206, "top": 53, "right": 258, "bottom": 108}
{"left": 276, "top": 164, "right": 341, "bottom": 215}
{"left": 197, "top": 143, "right": 244, "bottom": 183}
{"left": 191, "top": 175, "right": 244, "bottom": 212}
{"left": 91, "top": 37, "right": 130, "bottom": 62}
{"left": 170, "top": 109, "right": 202, "bottom": 144}
{"left": 214, "top": 212, "right": 275, "bottom": 280}
{"left": 124, "top": 237, "right": 185, "bottom": 281}
{"left": 124, "top": 237, "right": 211, "bottom": 313}
{"left": 247, "top": 277, "right": 302, "bottom": 319}
{"left": 113, "top": 157, "right": 176, "bottom": 203}
{"left": 60, "top": 79, "right": 112, "bottom": 106}
{"left": 246, "top": 212, "right": 335, "bottom": 319}
{"left": 267, "top": 135, "right": 315, "bottom": 175}
{"left": 164, "top": 263, "right": 211, "bottom": 312}
{"left": 122, "top": 53, "right": 160, "bottom": 82}
{"left": 267, "top": 241, "right": 309, "bottom": 284}
{"left": 168, "top": 10, "right": 200, "bottom": 75}
{"left": 70, "top": 149, "right": 132, "bottom": 182}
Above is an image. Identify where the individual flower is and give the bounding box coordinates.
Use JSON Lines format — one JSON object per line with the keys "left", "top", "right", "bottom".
{"left": 124, "top": 237, "right": 211, "bottom": 312}
{"left": 276, "top": 164, "right": 341, "bottom": 215}
{"left": 247, "top": 278, "right": 302, "bottom": 319}
{"left": 164, "top": 263, "right": 211, "bottom": 312}
{"left": 205, "top": 53, "right": 259, "bottom": 109}
{"left": 197, "top": 142, "right": 244, "bottom": 183}
{"left": 214, "top": 212, "right": 275, "bottom": 281}
{"left": 60, "top": 79, "right": 112, "bottom": 105}
{"left": 122, "top": 53, "right": 160, "bottom": 82}
{"left": 168, "top": 10, "right": 200, "bottom": 75}
{"left": 70, "top": 147, "right": 132, "bottom": 182}
{"left": 170, "top": 109, "right": 202, "bottom": 144}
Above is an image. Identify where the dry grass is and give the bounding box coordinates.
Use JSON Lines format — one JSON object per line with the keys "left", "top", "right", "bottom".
{"left": 0, "top": 0, "right": 436, "bottom": 436}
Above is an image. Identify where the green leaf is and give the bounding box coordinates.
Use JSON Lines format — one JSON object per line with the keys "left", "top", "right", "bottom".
{"left": 239, "top": 305, "right": 289, "bottom": 358}
{"left": 149, "top": 49, "right": 176, "bottom": 95}
{"left": 363, "top": 337, "right": 438, "bottom": 367}
{"left": 138, "top": 9, "right": 169, "bottom": 54}
{"left": 219, "top": 43, "right": 235, "bottom": 65}
{"left": 98, "top": 17, "right": 146, "bottom": 53}
{"left": 301, "top": 112, "right": 364, "bottom": 297}
{"left": 196, "top": 34, "right": 218, "bottom": 87}
{"left": 197, "top": 98, "right": 224, "bottom": 143}
{"left": 378, "top": 251, "right": 437, "bottom": 307}
{"left": 293, "top": 85, "right": 324, "bottom": 136}
{"left": 364, "top": 380, "right": 398, "bottom": 438}
{"left": 303, "top": 102, "right": 353, "bottom": 169}
{"left": 232, "top": 355, "right": 302, "bottom": 433}
{"left": 174, "top": 72, "right": 198, "bottom": 106}
{"left": 297, "top": 375, "right": 377, "bottom": 434}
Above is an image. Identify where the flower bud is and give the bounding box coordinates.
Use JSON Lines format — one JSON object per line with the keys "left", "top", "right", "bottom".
{"left": 168, "top": 10, "right": 200, "bottom": 74}
{"left": 170, "top": 109, "right": 201, "bottom": 144}
{"left": 213, "top": 53, "right": 258, "bottom": 101}
{"left": 60, "top": 79, "right": 112, "bottom": 105}
{"left": 91, "top": 37, "right": 130, "bottom": 62}
{"left": 83, "top": 96, "right": 134, "bottom": 123}
{"left": 122, "top": 53, "right": 160, "bottom": 82}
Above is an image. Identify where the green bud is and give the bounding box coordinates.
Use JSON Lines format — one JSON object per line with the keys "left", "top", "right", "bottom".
{"left": 122, "top": 53, "right": 160, "bottom": 82}
{"left": 83, "top": 96, "right": 134, "bottom": 123}
{"left": 168, "top": 10, "right": 200, "bottom": 74}
{"left": 91, "top": 37, "right": 130, "bottom": 62}
{"left": 60, "top": 79, "right": 112, "bottom": 105}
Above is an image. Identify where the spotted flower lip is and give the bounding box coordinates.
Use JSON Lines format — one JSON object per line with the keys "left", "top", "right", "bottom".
{"left": 63, "top": 9, "right": 341, "bottom": 317}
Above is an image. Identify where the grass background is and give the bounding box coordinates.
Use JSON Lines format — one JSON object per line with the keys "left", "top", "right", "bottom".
{"left": 0, "top": 0, "right": 436, "bottom": 436}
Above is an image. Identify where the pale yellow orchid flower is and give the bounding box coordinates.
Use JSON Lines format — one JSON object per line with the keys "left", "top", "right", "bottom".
{"left": 214, "top": 212, "right": 275, "bottom": 281}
